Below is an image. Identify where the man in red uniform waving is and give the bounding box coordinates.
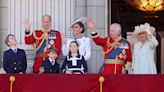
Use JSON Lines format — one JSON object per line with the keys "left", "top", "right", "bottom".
{"left": 88, "top": 19, "right": 132, "bottom": 74}
{"left": 23, "top": 15, "right": 61, "bottom": 73}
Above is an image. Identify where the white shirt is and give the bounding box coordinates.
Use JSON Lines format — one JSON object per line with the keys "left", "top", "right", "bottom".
{"left": 11, "top": 47, "right": 17, "bottom": 53}
{"left": 48, "top": 58, "right": 56, "bottom": 65}
{"left": 62, "top": 36, "right": 91, "bottom": 61}
{"left": 132, "top": 35, "right": 158, "bottom": 74}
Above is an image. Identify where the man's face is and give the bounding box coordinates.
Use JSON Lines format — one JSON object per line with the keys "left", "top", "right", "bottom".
{"left": 48, "top": 52, "right": 58, "bottom": 60}
{"left": 8, "top": 36, "right": 17, "bottom": 46}
{"left": 109, "top": 26, "right": 120, "bottom": 39}
{"left": 42, "top": 16, "right": 51, "bottom": 30}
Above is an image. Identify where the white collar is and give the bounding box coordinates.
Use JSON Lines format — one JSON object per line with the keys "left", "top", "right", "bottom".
{"left": 48, "top": 58, "right": 56, "bottom": 63}
{"left": 11, "top": 47, "right": 17, "bottom": 51}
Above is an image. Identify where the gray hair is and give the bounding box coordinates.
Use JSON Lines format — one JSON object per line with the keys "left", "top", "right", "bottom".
{"left": 110, "top": 23, "right": 122, "bottom": 34}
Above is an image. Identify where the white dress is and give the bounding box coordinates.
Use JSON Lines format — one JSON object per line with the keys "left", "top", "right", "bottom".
{"left": 132, "top": 35, "right": 158, "bottom": 74}
{"left": 62, "top": 36, "right": 91, "bottom": 61}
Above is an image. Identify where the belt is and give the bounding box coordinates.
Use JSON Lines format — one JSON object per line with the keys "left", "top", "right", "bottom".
{"left": 104, "top": 59, "right": 125, "bottom": 65}
{"left": 36, "top": 53, "right": 48, "bottom": 58}
{"left": 104, "top": 59, "right": 125, "bottom": 74}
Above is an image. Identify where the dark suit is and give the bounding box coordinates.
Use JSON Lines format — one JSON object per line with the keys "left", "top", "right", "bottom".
{"left": 3, "top": 48, "right": 27, "bottom": 74}
{"left": 41, "top": 60, "right": 59, "bottom": 73}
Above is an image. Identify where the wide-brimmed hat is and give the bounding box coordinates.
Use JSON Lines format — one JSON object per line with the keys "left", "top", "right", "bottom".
{"left": 128, "top": 23, "right": 155, "bottom": 45}
{"left": 71, "top": 17, "right": 88, "bottom": 27}
{"left": 132, "top": 23, "right": 155, "bottom": 36}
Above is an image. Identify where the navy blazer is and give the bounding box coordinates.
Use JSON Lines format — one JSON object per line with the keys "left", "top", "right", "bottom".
{"left": 41, "top": 60, "right": 59, "bottom": 74}
{"left": 3, "top": 48, "right": 27, "bottom": 74}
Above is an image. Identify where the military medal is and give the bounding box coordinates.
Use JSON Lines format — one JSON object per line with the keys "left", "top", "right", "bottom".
{"left": 119, "top": 54, "right": 123, "bottom": 59}
{"left": 122, "top": 49, "right": 126, "bottom": 55}
{"left": 49, "top": 40, "right": 54, "bottom": 45}
{"left": 48, "top": 44, "right": 51, "bottom": 48}
{"left": 49, "top": 31, "right": 56, "bottom": 39}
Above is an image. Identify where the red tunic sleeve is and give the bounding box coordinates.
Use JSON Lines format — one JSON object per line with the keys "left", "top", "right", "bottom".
{"left": 25, "top": 32, "right": 36, "bottom": 44}
{"left": 55, "top": 32, "right": 62, "bottom": 55}
{"left": 92, "top": 36, "right": 107, "bottom": 47}
{"left": 125, "top": 42, "right": 132, "bottom": 63}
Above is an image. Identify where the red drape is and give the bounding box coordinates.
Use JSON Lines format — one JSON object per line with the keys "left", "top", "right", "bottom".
{"left": 0, "top": 74, "right": 164, "bottom": 92}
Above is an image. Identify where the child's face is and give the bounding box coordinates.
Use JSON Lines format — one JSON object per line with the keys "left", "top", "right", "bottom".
{"left": 8, "top": 36, "right": 17, "bottom": 46}
{"left": 48, "top": 52, "right": 58, "bottom": 60}
{"left": 70, "top": 43, "right": 78, "bottom": 53}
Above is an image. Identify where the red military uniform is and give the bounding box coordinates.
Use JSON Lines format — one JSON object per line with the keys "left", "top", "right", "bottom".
{"left": 25, "top": 29, "right": 61, "bottom": 73}
{"left": 92, "top": 35, "right": 132, "bottom": 74}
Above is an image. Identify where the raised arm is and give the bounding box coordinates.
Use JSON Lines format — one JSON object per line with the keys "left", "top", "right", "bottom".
{"left": 88, "top": 18, "right": 106, "bottom": 46}
{"left": 148, "top": 35, "right": 159, "bottom": 49}
{"left": 23, "top": 19, "right": 36, "bottom": 44}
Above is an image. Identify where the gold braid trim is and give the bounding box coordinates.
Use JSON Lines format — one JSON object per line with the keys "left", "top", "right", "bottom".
{"left": 33, "top": 31, "right": 44, "bottom": 40}
{"left": 104, "top": 37, "right": 120, "bottom": 54}
{"left": 32, "top": 30, "right": 49, "bottom": 51}
{"left": 35, "top": 36, "right": 46, "bottom": 51}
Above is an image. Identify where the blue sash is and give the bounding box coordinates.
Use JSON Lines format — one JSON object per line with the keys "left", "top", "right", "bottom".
{"left": 107, "top": 39, "right": 128, "bottom": 59}
{"left": 36, "top": 39, "right": 46, "bottom": 54}
{"left": 36, "top": 31, "right": 57, "bottom": 54}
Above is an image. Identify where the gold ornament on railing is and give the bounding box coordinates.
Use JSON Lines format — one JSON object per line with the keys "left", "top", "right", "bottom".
{"left": 9, "top": 76, "right": 15, "bottom": 92}
{"left": 99, "top": 76, "right": 105, "bottom": 92}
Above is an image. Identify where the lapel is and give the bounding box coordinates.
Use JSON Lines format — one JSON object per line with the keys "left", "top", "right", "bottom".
{"left": 47, "top": 59, "right": 54, "bottom": 66}
{"left": 9, "top": 49, "right": 17, "bottom": 60}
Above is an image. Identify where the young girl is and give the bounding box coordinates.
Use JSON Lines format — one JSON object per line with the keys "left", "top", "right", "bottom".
{"left": 61, "top": 41, "right": 88, "bottom": 74}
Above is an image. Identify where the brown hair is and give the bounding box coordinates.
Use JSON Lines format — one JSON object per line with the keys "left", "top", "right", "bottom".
{"left": 72, "top": 22, "right": 85, "bottom": 33}
{"left": 48, "top": 46, "right": 58, "bottom": 53}
{"left": 42, "top": 15, "right": 51, "bottom": 22}
{"left": 5, "top": 34, "right": 15, "bottom": 46}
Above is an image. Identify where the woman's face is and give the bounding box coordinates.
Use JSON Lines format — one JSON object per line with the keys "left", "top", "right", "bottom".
{"left": 138, "top": 31, "right": 148, "bottom": 42}
{"left": 72, "top": 23, "right": 83, "bottom": 36}
{"left": 70, "top": 42, "right": 78, "bottom": 53}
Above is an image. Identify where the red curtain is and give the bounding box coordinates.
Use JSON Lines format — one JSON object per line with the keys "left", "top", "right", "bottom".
{"left": 0, "top": 74, "right": 164, "bottom": 92}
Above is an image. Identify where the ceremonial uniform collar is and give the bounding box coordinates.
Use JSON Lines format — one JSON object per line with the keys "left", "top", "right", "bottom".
{"left": 109, "top": 35, "right": 122, "bottom": 42}
{"left": 42, "top": 28, "right": 51, "bottom": 33}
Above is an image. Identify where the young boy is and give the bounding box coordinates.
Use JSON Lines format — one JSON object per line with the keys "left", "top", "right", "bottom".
{"left": 3, "top": 34, "right": 27, "bottom": 74}
{"left": 39, "top": 46, "right": 59, "bottom": 74}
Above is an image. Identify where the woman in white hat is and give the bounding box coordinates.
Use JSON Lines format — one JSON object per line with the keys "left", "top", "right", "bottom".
{"left": 62, "top": 17, "right": 91, "bottom": 61}
{"left": 131, "top": 23, "right": 158, "bottom": 74}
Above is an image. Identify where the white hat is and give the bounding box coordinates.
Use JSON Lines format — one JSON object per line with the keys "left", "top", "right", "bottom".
{"left": 128, "top": 23, "right": 156, "bottom": 45}
{"left": 132, "top": 23, "right": 155, "bottom": 35}
{"left": 71, "top": 17, "right": 88, "bottom": 27}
